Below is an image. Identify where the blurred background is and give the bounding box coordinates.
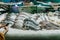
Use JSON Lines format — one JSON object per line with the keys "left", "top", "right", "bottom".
{"left": 0, "top": 0, "right": 60, "bottom": 40}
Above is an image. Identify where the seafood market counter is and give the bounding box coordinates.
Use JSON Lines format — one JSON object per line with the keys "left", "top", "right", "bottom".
{"left": 5, "top": 28, "right": 60, "bottom": 40}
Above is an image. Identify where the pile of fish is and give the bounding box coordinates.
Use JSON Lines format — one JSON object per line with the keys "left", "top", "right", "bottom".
{"left": 0, "top": 12, "right": 59, "bottom": 30}
{"left": 8, "top": 12, "right": 50, "bottom": 30}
